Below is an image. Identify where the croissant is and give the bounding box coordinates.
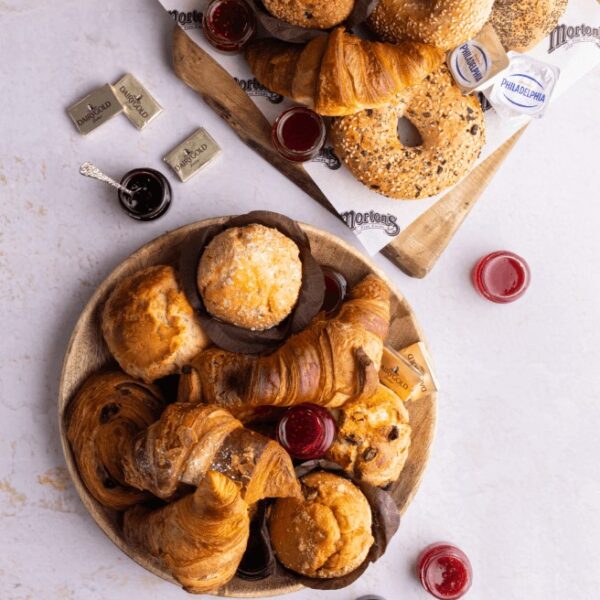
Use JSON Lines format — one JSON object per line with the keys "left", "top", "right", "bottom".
{"left": 189, "top": 274, "right": 390, "bottom": 411}
{"left": 122, "top": 402, "right": 301, "bottom": 503}
{"left": 245, "top": 28, "right": 444, "bottom": 116}
{"left": 65, "top": 371, "right": 164, "bottom": 510}
{"left": 123, "top": 471, "right": 250, "bottom": 594}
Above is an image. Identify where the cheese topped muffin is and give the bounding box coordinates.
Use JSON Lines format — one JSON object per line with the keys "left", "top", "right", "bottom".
{"left": 197, "top": 224, "right": 303, "bottom": 331}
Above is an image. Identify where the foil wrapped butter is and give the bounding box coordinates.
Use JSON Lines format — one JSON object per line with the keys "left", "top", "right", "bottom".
{"left": 399, "top": 342, "right": 439, "bottom": 402}
{"left": 112, "top": 73, "right": 163, "bottom": 130}
{"left": 163, "top": 128, "right": 221, "bottom": 182}
{"left": 67, "top": 84, "right": 123, "bottom": 135}
{"left": 379, "top": 346, "right": 424, "bottom": 402}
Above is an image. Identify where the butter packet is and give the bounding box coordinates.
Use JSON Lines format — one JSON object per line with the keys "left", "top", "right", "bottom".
{"left": 112, "top": 73, "right": 163, "bottom": 130}
{"left": 399, "top": 342, "right": 439, "bottom": 402}
{"left": 379, "top": 346, "right": 424, "bottom": 402}
{"left": 163, "top": 128, "right": 221, "bottom": 182}
{"left": 67, "top": 84, "right": 123, "bottom": 135}
{"left": 447, "top": 23, "right": 510, "bottom": 94}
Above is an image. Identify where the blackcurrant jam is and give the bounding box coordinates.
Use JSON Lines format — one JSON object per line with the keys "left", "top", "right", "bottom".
{"left": 321, "top": 268, "right": 347, "bottom": 314}
{"left": 118, "top": 168, "right": 171, "bottom": 221}
{"left": 272, "top": 107, "right": 327, "bottom": 162}
{"left": 202, "top": 0, "right": 256, "bottom": 53}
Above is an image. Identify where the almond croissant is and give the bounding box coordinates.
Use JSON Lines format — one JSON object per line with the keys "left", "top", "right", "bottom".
{"left": 123, "top": 471, "right": 250, "bottom": 594}
{"left": 245, "top": 28, "right": 444, "bottom": 116}
{"left": 189, "top": 274, "right": 390, "bottom": 411}
{"left": 122, "top": 402, "right": 301, "bottom": 503}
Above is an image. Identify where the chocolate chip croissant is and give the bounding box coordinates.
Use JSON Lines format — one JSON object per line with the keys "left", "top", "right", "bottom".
{"left": 189, "top": 274, "right": 390, "bottom": 411}
{"left": 124, "top": 471, "right": 250, "bottom": 594}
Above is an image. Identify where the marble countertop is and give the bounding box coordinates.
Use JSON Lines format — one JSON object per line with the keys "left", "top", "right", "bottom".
{"left": 1, "top": 1, "right": 599, "bottom": 599}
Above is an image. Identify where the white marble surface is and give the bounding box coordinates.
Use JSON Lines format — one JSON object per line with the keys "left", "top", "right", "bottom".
{"left": 1, "top": 2, "right": 600, "bottom": 599}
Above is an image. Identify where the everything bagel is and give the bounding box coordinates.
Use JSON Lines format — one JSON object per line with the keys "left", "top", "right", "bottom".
{"left": 330, "top": 66, "right": 485, "bottom": 200}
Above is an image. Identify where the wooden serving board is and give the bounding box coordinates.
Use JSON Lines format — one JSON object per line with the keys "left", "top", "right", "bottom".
{"left": 58, "top": 219, "right": 437, "bottom": 597}
{"left": 172, "top": 26, "right": 526, "bottom": 279}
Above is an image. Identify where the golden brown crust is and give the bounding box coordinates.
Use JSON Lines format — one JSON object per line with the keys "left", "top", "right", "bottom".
{"left": 330, "top": 65, "right": 485, "bottom": 200}
{"left": 65, "top": 371, "right": 164, "bottom": 510}
{"left": 262, "top": 0, "right": 354, "bottom": 29}
{"left": 490, "top": 0, "right": 568, "bottom": 52}
{"left": 101, "top": 265, "right": 210, "bottom": 383}
{"left": 369, "top": 0, "right": 494, "bottom": 50}
{"left": 191, "top": 274, "right": 390, "bottom": 410}
{"left": 245, "top": 29, "right": 444, "bottom": 117}
{"left": 122, "top": 402, "right": 301, "bottom": 503}
{"left": 123, "top": 471, "right": 250, "bottom": 594}
{"left": 327, "top": 384, "right": 411, "bottom": 487}
{"left": 269, "top": 472, "right": 374, "bottom": 578}
{"left": 198, "top": 224, "right": 302, "bottom": 331}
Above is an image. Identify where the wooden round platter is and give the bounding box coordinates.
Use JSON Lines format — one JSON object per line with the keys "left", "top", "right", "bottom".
{"left": 58, "top": 218, "right": 437, "bottom": 597}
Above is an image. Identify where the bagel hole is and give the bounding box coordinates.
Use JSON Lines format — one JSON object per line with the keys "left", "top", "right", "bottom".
{"left": 397, "top": 117, "right": 423, "bottom": 147}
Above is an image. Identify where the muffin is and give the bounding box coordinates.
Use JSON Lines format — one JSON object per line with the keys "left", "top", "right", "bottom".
{"left": 197, "top": 224, "right": 303, "bottom": 331}
{"left": 269, "top": 471, "right": 374, "bottom": 578}
{"left": 102, "top": 265, "right": 210, "bottom": 382}
{"left": 327, "top": 384, "right": 411, "bottom": 487}
{"left": 262, "top": 0, "right": 355, "bottom": 29}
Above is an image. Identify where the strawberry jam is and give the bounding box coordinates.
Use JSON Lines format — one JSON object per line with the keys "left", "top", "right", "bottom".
{"left": 418, "top": 543, "right": 472, "bottom": 599}
{"left": 272, "top": 107, "right": 326, "bottom": 162}
{"left": 472, "top": 250, "right": 530, "bottom": 303}
{"left": 276, "top": 403, "right": 336, "bottom": 460}
{"left": 202, "top": 0, "right": 256, "bottom": 53}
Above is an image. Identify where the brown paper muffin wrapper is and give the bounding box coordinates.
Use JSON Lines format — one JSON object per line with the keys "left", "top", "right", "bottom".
{"left": 178, "top": 210, "right": 325, "bottom": 354}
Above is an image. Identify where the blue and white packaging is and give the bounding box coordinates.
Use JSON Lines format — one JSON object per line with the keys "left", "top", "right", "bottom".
{"left": 487, "top": 52, "right": 561, "bottom": 120}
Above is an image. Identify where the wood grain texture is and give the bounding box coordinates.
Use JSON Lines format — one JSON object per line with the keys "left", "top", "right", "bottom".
{"left": 58, "top": 218, "right": 437, "bottom": 597}
{"left": 381, "top": 127, "right": 527, "bottom": 278}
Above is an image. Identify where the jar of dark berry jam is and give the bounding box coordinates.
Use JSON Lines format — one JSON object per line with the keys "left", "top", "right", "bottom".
{"left": 118, "top": 168, "right": 171, "bottom": 221}
{"left": 418, "top": 543, "right": 473, "bottom": 599}
{"left": 272, "top": 107, "right": 327, "bottom": 162}
{"left": 472, "top": 250, "right": 530, "bottom": 303}
{"left": 321, "top": 268, "right": 347, "bottom": 314}
{"left": 202, "top": 0, "right": 256, "bottom": 53}
{"left": 276, "top": 403, "right": 336, "bottom": 461}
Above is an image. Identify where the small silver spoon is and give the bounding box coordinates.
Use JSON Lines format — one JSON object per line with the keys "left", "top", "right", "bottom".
{"left": 79, "top": 162, "right": 134, "bottom": 197}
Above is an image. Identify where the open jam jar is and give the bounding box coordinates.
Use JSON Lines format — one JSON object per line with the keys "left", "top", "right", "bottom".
{"left": 472, "top": 250, "right": 530, "bottom": 303}
{"left": 272, "top": 107, "right": 327, "bottom": 162}
{"left": 321, "top": 268, "right": 347, "bottom": 314}
{"left": 118, "top": 168, "right": 171, "bottom": 221}
{"left": 202, "top": 0, "right": 256, "bottom": 53}
{"left": 418, "top": 543, "right": 473, "bottom": 599}
{"left": 276, "top": 403, "right": 336, "bottom": 461}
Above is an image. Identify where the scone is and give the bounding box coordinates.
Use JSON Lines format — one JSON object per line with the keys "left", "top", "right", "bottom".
{"left": 102, "top": 265, "right": 210, "bottom": 382}
{"left": 197, "top": 224, "right": 302, "bottom": 331}
{"left": 262, "top": 0, "right": 354, "bottom": 29}
{"left": 327, "top": 384, "right": 411, "bottom": 487}
{"left": 269, "top": 472, "right": 374, "bottom": 578}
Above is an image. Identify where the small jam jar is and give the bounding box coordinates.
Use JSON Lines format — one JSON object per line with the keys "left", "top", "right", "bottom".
{"left": 118, "top": 168, "right": 172, "bottom": 221}
{"left": 202, "top": 0, "right": 256, "bottom": 53}
{"left": 276, "top": 403, "right": 336, "bottom": 461}
{"left": 418, "top": 543, "right": 473, "bottom": 599}
{"left": 472, "top": 250, "right": 530, "bottom": 303}
{"left": 272, "top": 107, "right": 327, "bottom": 162}
{"left": 321, "top": 268, "right": 347, "bottom": 314}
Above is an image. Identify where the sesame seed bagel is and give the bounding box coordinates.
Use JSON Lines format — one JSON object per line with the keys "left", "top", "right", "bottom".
{"left": 490, "top": 0, "right": 568, "bottom": 52}
{"left": 330, "top": 65, "right": 485, "bottom": 200}
{"left": 368, "top": 0, "right": 494, "bottom": 50}
{"left": 262, "top": 0, "right": 355, "bottom": 30}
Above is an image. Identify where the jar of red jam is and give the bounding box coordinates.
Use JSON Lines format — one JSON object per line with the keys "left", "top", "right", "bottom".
{"left": 276, "top": 403, "right": 336, "bottom": 461}
{"left": 472, "top": 250, "right": 530, "bottom": 303}
{"left": 272, "top": 107, "right": 327, "bottom": 162}
{"left": 418, "top": 543, "right": 473, "bottom": 599}
{"left": 202, "top": 0, "right": 256, "bottom": 53}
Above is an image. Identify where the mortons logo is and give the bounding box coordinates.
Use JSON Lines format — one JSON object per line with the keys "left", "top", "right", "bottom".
{"left": 234, "top": 77, "right": 284, "bottom": 103}
{"left": 169, "top": 9, "right": 202, "bottom": 29}
{"left": 548, "top": 23, "right": 600, "bottom": 53}
{"left": 311, "top": 146, "right": 341, "bottom": 170}
{"left": 341, "top": 211, "right": 400, "bottom": 237}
